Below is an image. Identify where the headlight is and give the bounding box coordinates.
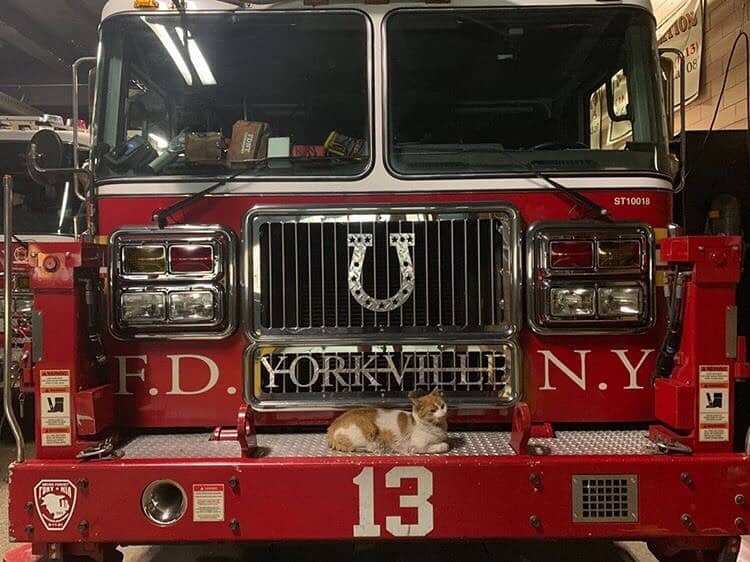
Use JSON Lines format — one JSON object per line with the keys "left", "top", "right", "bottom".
{"left": 550, "top": 287, "right": 595, "bottom": 318}
{"left": 598, "top": 286, "right": 642, "bottom": 317}
{"left": 527, "top": 223, "right": 653, "bottom": 333}
{"left": 121, "top": 292, "right": 166, "bottom": 323}
{"left": 169, "top": 291, "right": 215, "bottom": 322}
{"left": 110, "top": 227, "right": 236, "bottom": 339}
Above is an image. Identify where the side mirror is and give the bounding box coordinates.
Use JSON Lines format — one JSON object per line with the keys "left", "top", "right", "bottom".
{"left": 26, "top": 129, "right": 64, "bottom": 185}
{"left": 659, "top": 48, "right": 687, "bottom": 193}
{"left": 26, "top": 129, "right": 94, "bottom": 193}
{"left": 605, "top": 72, "right": 632, "bottom": 123}
{"left": 660, "top": 56, "right": 676, "bottom": 139}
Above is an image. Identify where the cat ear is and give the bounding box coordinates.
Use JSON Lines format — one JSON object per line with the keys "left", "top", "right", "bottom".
{"left": 409, "top": 389, "right": 427, "bottom": 401}
{"left": 430, "top": 387, "right": 442, "bottom": 396}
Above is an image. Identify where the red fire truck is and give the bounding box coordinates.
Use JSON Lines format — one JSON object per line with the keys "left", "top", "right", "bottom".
{"left": 4, "top": 0, "right": 748, "bottom": 560}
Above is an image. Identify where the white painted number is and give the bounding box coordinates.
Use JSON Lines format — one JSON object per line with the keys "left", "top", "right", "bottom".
{"left": 352, "top": 466, "right": 434, "bottom": 538}
{"left": 353, "top": 467, "right": 381, "bottom": 537}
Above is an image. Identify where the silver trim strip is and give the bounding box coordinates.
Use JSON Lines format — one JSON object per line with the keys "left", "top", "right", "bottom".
{"left": 96, "top": 176, "right": 674, "bottom": 196}
{"left": 244, "top": 340, "right": 521, "bottom": 411}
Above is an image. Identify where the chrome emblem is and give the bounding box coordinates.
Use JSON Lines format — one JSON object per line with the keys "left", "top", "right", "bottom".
{"left": 348, "top": 232, "right": 415, "bottom": 312}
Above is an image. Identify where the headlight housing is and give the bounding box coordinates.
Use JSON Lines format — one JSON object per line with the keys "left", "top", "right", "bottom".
{"left": 111, "top": 227, "right": 236, "bottom": 339}
{"left": 527, "top": 223, "right": 654, "bottom": 333}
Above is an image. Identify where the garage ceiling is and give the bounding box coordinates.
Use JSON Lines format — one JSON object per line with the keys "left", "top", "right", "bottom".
{"left": 0, "top": 0, "right": 106, "bottom": 116}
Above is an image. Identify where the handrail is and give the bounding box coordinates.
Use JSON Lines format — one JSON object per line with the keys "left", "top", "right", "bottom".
{"left": 72, "top": 56, "right": 98, "bottom": 234}
{"left": 2, "top": 174, "right": 24, "bottom": 463}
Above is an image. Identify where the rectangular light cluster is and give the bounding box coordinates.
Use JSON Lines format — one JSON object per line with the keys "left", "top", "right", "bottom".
{"left": 527, "top": 223, "right": 653, "bottom": 333}
{"left": 110, "top": 227, "right": 236, "bottom": 339}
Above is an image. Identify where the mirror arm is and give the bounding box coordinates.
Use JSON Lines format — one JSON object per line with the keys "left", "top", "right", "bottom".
{"left": 29, "top": 144, "right": 94, "bottom": 200}
{"left": 660, "top": 47, "right": 687, "bottom": 193}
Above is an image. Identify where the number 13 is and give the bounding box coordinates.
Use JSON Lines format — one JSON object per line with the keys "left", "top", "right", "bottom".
{"left": 352, "top": 466, "right": 434, "bottom": 537}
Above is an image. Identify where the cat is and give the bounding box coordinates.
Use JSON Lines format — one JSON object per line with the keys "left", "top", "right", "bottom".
{"left": 326, "top": 388, "right": 449, "bottom": 454}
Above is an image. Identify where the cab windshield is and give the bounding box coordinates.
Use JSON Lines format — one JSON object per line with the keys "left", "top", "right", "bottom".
{"left": 386, "top": 8, "right": 670, "bottom": 177}
{"left": 95, "top": 12, "right": 370, "bottom": 180}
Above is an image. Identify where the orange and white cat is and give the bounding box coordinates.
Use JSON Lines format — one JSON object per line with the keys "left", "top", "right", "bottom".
{"left": 327, "top": 388, "right": 449, "bottom": 454}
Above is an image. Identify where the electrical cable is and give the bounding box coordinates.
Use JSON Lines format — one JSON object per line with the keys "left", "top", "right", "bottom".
{"left": 686, "top": 30, "right": 750, "bottom": 179}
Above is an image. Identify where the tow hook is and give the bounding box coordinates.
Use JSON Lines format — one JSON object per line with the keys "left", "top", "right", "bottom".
{"left": 76, "top": 436, "right": 116, "bottom": 460}
{"left": 650, "top": 437, "right": 693, "bottom": 455}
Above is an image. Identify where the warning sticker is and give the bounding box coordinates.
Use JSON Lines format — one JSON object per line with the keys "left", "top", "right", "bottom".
{"left": 699, "top": 365, "right": 730, "bottom": 442}
{"left": 41, "top": 430, "right": 72, "bottom": 447}
{"left": 192, "top": 484, "right": 225, "bottom": 522}
{"left": 39, "top": 370, "right": 71, "bottom": 447}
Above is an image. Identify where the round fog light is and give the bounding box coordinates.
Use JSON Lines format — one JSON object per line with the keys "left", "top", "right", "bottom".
{"left": 141, "top": 480, "right": 187, "bottom": 525}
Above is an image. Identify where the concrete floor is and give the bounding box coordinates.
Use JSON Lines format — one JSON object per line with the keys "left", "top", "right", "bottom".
{"left": 0, "top": 438, "right": 659, "bottom": 562}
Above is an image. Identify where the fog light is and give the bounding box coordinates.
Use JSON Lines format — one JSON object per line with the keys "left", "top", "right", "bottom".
{"left": 598, "top": 286, "right": 642, "bottom": 317}
{"left": 121, "top": 292, "right": 165, "bottom": 323}
{"left": 141, "top": 480, "right": 187, "bottom": 526}
{"left": 597, "top": 240, "right": 641, "bottom": 269}
{"left": 169, "top": 291, "right": 215, "bottom": 322}
{"left": 549, "top": 287, "right": 594, "bottom": 317}
{"left": 122, "top": 246, "right": 167, "bottom": 274}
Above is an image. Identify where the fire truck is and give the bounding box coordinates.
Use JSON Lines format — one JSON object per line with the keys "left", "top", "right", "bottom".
{"left": 4, "top": 0, "right": 748, "bottom": 560}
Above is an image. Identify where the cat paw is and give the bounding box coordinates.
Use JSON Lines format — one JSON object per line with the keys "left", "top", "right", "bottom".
{"left": 427, "top": 442, "right": 450, "bottom": 454}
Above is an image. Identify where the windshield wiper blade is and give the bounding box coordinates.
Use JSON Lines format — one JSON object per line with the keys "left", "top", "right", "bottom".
{"left": 152, "top": 159, "right": 268, "bottom": 228}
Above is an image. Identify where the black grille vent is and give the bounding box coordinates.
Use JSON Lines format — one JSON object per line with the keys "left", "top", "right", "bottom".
{"left": 251, "top": 211, "right": 515, "bottom": 337}
{"left": 572, "top": 475, "right": 638, "bottom": 523}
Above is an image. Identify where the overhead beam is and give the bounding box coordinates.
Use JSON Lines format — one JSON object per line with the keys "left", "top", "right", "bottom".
{"left": 0, "top": 84, "right": 89, "bottom": 112}
{"left": 0, "top": 0, "right": 87, "bottom": 65}
{"left": 0, "top": 20, "right": 68, "bottom": 71}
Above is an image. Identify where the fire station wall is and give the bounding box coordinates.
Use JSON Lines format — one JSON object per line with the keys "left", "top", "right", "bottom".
{"left": 683, "top": 0, "right": 750, "bottom": 131}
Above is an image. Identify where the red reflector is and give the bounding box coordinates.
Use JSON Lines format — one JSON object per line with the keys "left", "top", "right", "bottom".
{"left": 169, "top": 245, "right": 214, "bottom": 273}
{"left": 549, "top": 241, "right": 593, "bottom": 269}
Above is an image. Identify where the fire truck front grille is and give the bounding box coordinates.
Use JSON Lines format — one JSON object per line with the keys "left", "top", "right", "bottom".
{"left": 246, "top": 343, "right": 518, "bottom": 410}
{"left": 572, "top": 475, "right": 638, "bottom": 523}
{"left": 245, "top": 206, "right": 520, "bottom": 339}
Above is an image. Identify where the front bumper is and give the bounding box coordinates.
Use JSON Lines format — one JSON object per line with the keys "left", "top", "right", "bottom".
{"left": 9, "top": 430, "right": 750, "bottom": 543}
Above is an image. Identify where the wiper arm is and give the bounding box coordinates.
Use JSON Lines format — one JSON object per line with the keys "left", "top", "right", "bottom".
{"left": 497, "top": 149, "right": 610, "bottom": 221}
{"left": 535, "top": 172, "right": 611, "bottom": 221}
{"left": 152, "top": 160, "right": 268, "bottom": 228}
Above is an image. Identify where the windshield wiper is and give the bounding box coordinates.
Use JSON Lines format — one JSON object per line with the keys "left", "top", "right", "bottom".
{"left": 495, "top": 149, "right": 611, "bottom": 221}
{"left": 531, "top": 169, "right": 610, "bottom": 221}
{"left": 152, "top": 160, "right": 268, "bottom": 228}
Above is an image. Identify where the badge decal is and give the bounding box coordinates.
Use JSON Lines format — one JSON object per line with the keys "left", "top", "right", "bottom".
{"left": 348, "top": 232, "right": 415, "bottom": 312}
{"left": 34, "top": 479, "right": 77, "bottom": 531}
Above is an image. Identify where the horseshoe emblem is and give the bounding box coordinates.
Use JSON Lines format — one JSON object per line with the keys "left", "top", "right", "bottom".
{"left": 348, "top": 232, "right": 415, "bottom": 312}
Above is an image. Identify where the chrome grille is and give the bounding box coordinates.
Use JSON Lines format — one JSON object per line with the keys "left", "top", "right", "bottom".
{"left": 246, "top": 206, "right": 520, "bottom": 339}
{"left": 246, "top": 343, "right": 518, "bottom": 410}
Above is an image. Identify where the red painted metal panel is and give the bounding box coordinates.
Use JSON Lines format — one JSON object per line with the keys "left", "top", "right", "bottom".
{"left": 7, "top": 453, "right": 749, "bottom": 543}
{"left": 98, "top": 190, "right": 672, "bottom": 428}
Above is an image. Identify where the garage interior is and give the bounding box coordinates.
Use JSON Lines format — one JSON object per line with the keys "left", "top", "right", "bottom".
{"left": 2, "top": 0, "right": 750, "bottom": 561}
